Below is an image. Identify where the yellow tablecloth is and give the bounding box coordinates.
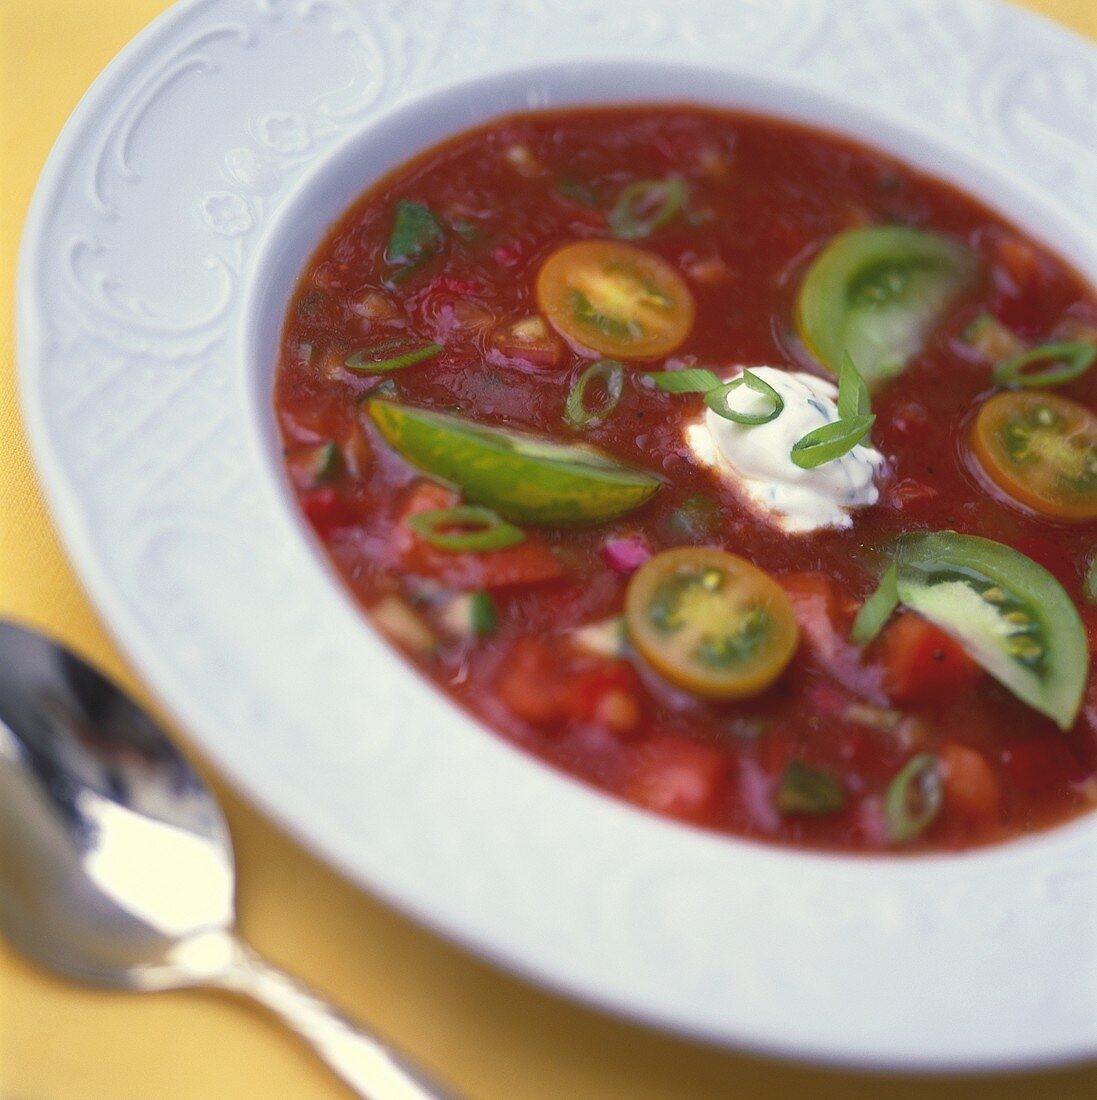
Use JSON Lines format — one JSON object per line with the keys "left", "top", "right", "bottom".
{"left": 3, "top": 2, "right": 1097, "bottom": 1097}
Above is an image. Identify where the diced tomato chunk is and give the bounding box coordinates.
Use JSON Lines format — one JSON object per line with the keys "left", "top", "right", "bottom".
{"left": 993, "top": 235, "right": 1041, "bottom": 293}
{"left": 301, "top": 486, "right": 359, "bottom": 535}
{"left": 886, "top": 478, "right": 939, "bottom": 512}
{"left": 462, "top": 541, "right": 565, "bottom": 589}
{"left": 495, "top": 638, "right": 567, "bottom": 726}
{"left": 1001, "top": 738, "right": 1086, "bottom": 795}
{"left": 939, "top": 742, "right": 1002, "bottom": 829}
{"left": 625, "top": 735, "right": 727, "bottom": 823}
{"left": 392, "top": 480, "right": 564, "bottom": 589}
{"left": 988, "top": 233, "right": 1057, "bottom": 336}
{"left": 565, "top": 662, "right": 642, "bottom": 736}
{"left": 880, "top": 612, "right": 983, "bottom": 705}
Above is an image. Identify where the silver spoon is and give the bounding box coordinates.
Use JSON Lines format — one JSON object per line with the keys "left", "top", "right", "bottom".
{"left": 0, "top": 619, "right": 452, "bottom": 1099}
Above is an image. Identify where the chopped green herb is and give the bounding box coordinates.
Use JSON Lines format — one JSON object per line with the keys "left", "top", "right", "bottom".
{"left": 469, "top": 591, "right": 498, "bottom": 635}
{"left": 565, "top": 359, "right": 625, "bottom": 429}
{"left": 837, "top": 353, "right": 871, "bottom": 419}
{"left": 345, "top": 339, "right": 443, "bottom": 374}
{"left": 386, "top": 200, "right": 443, "bottom": 278}
{"left": 649, "top": 368, "right": 721, "bottom": 394}
{"left": 704, "top": 370, "right": 784, "bottom": 426}
{"left": 851, "top": 564, "right": 899, "bottom": 644}
{"left": 791, "top": 413, "right": 875, "bottom": 469}
{"left": 406, "top": 505, "right": 525, "bottom": 553}
{"left": 994, "top": 340, "right": 1096, "bottom": 390}
{"left": 775, "top": 761, "right": 846, "bottom": 815}
{"left": 609, "top": 178, "right": 687, "bottom": 240}
{"left": 884, "top": 753, "right": 942, "bottom": 843}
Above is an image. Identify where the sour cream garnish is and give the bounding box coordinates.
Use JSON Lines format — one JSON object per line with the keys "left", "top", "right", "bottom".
{"left": 683, "top": 366, "right": 885, "bottom": 533}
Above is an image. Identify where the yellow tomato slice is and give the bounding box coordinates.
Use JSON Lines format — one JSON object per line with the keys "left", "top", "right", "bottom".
{"left": 970, "top": 392, "right": 1097, "bottom": 521}
{"left": 625, "top": 548, "right": 800, "bottom": 699}
{"left": 535, "top": 240, "right": 694, "bottom": 360}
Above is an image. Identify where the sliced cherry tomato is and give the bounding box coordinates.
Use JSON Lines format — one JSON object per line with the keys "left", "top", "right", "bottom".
{"left": 625, "top": 548, "right": 800, "bottom": 699}
{"left": 970, "top": 391, "right": 1097, "bottom": 521}
{"left": 535, "top": 240, "right": 694, "bottom": 360}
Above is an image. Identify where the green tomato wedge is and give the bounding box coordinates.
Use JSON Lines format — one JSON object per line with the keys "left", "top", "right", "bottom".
{"left": 367, "top": 400, "right": 661, "bottom": 525}
{"left": 797, "top": 226, "right": 973, "bottom": 387}
{"left": 894, "top": 532, "right": 1087, "bottom": 730}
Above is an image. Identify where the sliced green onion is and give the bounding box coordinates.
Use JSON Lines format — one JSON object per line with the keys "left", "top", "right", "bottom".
{"left": 1085, "top": 555, "right": 1097, "bottom": 605}
{"left": 565, "top": 359, "right": 625, "bottom": 428}
{"left": 609, "top": 178, "right": 687, "bottom": 240}
{"left": 705, "top": 370, "right": 785, "bottom": 426}
{"left": 386, "top": 200, "right": 443, "bottom": 277}
{"left": 994, "top": 340, "right": 1097, "bottom": 389}
{"left": 774, "top": 761, "right": 846, "bottom": 815}
{"left": 791, "top": 413, "right": 875, "bottom": 469}
{"left": 649, "top": 368, "right": 721, "bottom": 394}
{"left": 884, "top": 753, "right": 943, "bottom": 843}
{"left": 406, "top": 506, "right": 525, "bottom": 552}
{"left": 837, "top": 352, "right": 871, "bottom": 419}
{"left": 851, "top": 564, "right": 899, "bottom": 644}
{"left": 345, "top": 340, "right": 443, "bottom": 374}
{"left": 469, "top": 591, "right": 498, "bottom": 635}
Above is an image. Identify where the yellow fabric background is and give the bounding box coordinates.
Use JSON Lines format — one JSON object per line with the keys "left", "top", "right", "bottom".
{"left": 2, "top": 1, "right": 1097, "bottom": 1096}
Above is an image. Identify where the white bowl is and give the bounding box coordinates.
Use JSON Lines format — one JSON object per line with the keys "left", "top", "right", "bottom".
{"left": 18, "top": 0, "right": 1097, "bottom": 1071}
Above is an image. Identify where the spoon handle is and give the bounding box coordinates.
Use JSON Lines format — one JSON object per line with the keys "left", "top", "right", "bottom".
{"left": 211, "top": 937, "right": 454, "bottom": 1100}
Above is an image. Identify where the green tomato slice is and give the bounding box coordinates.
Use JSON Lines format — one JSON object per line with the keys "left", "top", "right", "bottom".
{"left": 367, "top": 400, "right": 661, "bottom": 525}
{"left": 894, "top": 532, "right": 1087, "bottom": 730}
{"left": 797, "top": 226, "right": 973, "bottom": 387}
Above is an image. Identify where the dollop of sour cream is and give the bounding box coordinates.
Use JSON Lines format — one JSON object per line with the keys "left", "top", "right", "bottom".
{"left": 683, "top": 366, "right": 885, "bottom": 533}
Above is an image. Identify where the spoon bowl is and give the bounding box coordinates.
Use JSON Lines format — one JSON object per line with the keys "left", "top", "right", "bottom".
{"left": 0, "top": 619, "right": 450, "bottom": 1097}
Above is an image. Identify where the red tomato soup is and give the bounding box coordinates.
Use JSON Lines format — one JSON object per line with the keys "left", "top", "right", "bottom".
{"left": 275, "top": 106, "right": 1097, "bottom": 851}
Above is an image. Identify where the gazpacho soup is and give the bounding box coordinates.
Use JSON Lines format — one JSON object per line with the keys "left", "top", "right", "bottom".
{"left": 275, "top": 106, "right": 1097, "bottom": 851}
